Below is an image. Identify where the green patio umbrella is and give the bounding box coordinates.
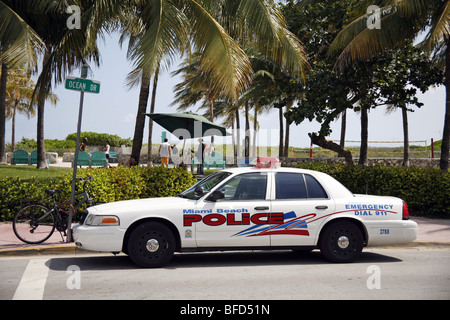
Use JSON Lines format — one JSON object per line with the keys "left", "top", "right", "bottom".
{"left": 145, "top": 112, "right": 230, "bottom": 139}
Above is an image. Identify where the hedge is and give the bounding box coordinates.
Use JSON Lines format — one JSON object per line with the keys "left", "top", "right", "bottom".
{"left": 297, "top": 163, "right": 450, "bottom": 216}
{"left": 0, "top": 166, "right": 196, "bottom": 221}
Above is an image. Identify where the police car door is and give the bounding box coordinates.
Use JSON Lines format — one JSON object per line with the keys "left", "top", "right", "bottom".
{"left": 195, "top": 172, "right": 272, "bottom": 247}
{"left": 269, "top": 172, "right": 335, "bottom": 247}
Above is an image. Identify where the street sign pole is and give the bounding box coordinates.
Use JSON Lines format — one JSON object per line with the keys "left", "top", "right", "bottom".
{"left": 67, "top": 65, "right": 88, "bottom": 243}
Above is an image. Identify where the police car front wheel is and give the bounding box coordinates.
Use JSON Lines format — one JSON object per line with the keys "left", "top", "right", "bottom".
{"left": 127, "top": 222, "right": 175, "bottom": 268}
{"left": 319, "top": 221, "right": 363, "bottom": 263}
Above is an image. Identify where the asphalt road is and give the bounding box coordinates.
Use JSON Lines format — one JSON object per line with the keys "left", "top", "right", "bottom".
{"left": 1, "top": 246, "right": 449, "bottom": 301}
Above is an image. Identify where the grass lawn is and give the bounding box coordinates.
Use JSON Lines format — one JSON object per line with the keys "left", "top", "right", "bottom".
{"left": 0, "top": 165, "right": 72, "bottom": 182}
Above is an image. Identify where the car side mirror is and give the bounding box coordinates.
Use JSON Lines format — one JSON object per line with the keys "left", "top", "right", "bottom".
{"left": 207, "top": 190, "right": 225, "bottom": 202}
{"left": 194, "top": 185, "right": 205, "bottom": 196}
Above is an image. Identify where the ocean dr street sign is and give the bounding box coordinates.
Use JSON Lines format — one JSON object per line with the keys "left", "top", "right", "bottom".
{"left": 65, "top": 76, "right": 101, "bottom": 94}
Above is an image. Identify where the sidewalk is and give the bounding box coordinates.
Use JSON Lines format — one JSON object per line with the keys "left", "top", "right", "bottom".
{"left": 0, "top": 217, "right": 449, "bottom": 256}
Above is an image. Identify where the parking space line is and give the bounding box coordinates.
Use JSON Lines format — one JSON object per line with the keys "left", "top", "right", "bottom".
{"left": 13, "top": 258, "right": 50, "bottom": 300}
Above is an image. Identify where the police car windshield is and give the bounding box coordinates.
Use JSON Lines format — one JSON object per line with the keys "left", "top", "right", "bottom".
{"left": 179, "top": 172, "right": 232, "bottom": 200}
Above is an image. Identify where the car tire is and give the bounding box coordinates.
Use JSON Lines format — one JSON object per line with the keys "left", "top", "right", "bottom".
{"left": 127, "top": 222, "right": 175, "bottom": 268}
{"left": 319, "top": 221, "right": 363, "bottom": 263}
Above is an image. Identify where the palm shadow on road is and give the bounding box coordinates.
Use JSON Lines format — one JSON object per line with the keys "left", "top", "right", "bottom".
{"left": 47, "top": 249, "right": 402, "bottom": 271}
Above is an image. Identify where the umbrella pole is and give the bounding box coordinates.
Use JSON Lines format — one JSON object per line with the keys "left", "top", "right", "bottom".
{"left": 182, "top": 139, "right": 186, "bottom": 171}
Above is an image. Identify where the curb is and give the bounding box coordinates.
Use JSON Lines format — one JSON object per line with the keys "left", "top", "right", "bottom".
{"left": 0, "top": 244, "right": 79, "bottom": 256}
{"left": 1, "top": 240, "right": 449, "bottom": 257}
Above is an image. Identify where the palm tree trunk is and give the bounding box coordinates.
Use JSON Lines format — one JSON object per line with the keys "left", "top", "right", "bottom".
{"left": 252, "top": 105, "right": 258, "bottom": 157}
{"left": 359, "top": 106, "right": 368, "bottom": 166}
{"left": 236, "top": 109, "right": 241, "bottom": 157}
{"left": 147, "top": 67, "right": 159, "bottom": 166}
{"left": 339, "top": 110, "right": 347, "bottom": 157}
{"left": 401, "top": 104, "right": 410, "bottom": 167}
{"left": 131, "top": 73, "right": 151, "bottom": 165}
{"left": 11, "top": 103, "right": 17, "bottom": 154}
{"left": 244, "top": 101, "right": 250, "bottom": 158}
{"left": 278, "top": 106, "right": 284, "bottom": 158}
{"left": 0, "top": 61, "right": 7, "bottom": 164}
{"left": 36, "top": 48, "right": 52, "bottom": 169}
{"left": 231, "top": 111, "right": 236, "bottom": 161}
{"left": 283, "top": 101, "right": 293, "bottom": 158}
{"left": 440, "top": 40, "right": 450, "bottom": 171}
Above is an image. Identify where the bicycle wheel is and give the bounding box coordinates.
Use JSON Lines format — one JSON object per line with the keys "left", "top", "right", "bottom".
{"left": 13, "top": 204, "right": 56, "bottom": 244}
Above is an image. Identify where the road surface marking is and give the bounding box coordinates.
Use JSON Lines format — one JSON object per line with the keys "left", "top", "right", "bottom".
{"left": 13, "top": 258, "right": 50, "bottom": 300}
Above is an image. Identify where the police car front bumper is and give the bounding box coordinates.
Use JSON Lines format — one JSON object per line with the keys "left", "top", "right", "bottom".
{"left": 72, "top": 223, "right": 125, "bottom": 252}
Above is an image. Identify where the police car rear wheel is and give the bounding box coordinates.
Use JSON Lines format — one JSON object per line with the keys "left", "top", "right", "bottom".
{"left": 128, "top": 222, "right": 175, "bottom": 268}
{"left": 319, "top": 221, "right": 363, "bottom": 263}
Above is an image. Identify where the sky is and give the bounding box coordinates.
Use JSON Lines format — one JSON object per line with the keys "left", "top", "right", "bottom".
{"left": 5, "top": 33, "right": 446, "bottom": 151}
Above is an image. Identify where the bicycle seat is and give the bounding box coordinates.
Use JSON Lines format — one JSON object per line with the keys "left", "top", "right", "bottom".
{"left": 45, "top": 189, "right": 61, "bottom": 196}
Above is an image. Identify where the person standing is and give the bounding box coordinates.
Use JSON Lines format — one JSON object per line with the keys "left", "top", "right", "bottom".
{"left": 103, "top": 140, "right": 112, "bottom": 168}
{"left": 196, "top": 138, "right": 205, "bottom": 175}
{"left": 159, "top": 138, "right": 171, "bottom": 167}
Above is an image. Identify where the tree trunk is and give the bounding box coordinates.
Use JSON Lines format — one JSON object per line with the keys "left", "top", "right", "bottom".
{"left": 310, "top": 133, "right": 353, "bottom": 165}
{"left": 235, "top": 109, "right": 241, "bottom": 160}
{"left": 339, "top": 110, "right": 347, "bottom": 157}
{"left": 401, "top": 105, "right": 410, "bottom": 167}
{"left": 36, "top": 48, "right": 52, "bottom": 169}
{"left": 131, "top": 73, "right": 151, "bottom": 165}
{"left": 244, "top": 101, "right": 250, "bottom": 158}
{"left": 147, "top": 67, "right": 159, "bottom": 167}
{"left": 231, "top": 111, "right": 236, "bottom": 161}
{"left": 11, "top": 102, "right": 17, "bottom": 154}
{"left": 252, "top": 105, "right": 258, "bottom": 157}
{"left": 0, "top": 61, "right": 7, "bottom": 164}
{"left": 283, "top": 101, "right": 293, "bottom": 158}
{"left": 440, "top": 39, "right": 450, "bottom": 171}
{"left": 278, "top": 106, "right": 284, "bottom": 158}
{"left": 358, "top": 106, "right": 368, "bottom": 166}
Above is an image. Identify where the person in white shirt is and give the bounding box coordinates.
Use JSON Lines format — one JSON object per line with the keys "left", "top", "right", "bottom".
{"left": 159, "top": 138, "right": 171, "bottom": 167}
{"left": 103, "top": 140, "right": 112, "bottom": 168}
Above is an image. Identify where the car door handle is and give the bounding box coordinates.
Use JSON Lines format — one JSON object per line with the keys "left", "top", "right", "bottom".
{"left": 315, "top": 206, "right": 328, "bottom": 210}
{"left": 254, "top": 206, "right": 269, "bottom": 211}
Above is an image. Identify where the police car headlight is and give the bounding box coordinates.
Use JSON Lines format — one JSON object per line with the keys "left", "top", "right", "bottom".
{"left": 85, "top": 214, "right": 120, "bottom": 226}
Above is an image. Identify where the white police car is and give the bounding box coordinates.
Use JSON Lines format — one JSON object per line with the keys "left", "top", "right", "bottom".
{"left": 73, "top": 158, "right": 418, "bottom": 267}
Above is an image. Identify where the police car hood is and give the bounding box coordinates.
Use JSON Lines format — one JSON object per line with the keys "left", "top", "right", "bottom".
{"left": 87, "top": 196, "right": 191, "bottom": 215}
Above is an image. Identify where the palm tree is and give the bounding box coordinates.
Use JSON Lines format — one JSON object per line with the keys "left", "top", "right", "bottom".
{"left": 121, "top": 0, "right": 307, "bottom": 164}
{"left": 0, "top": 0, "right": 46, "bottom": 163}
{"left": 329, "top": 0, "right": 450, "bottom": 170}
{"left": 4, "top": 66, "right": 58, "bottom": 153}
{"left": 0, "top": 0, "right": 113, "bottom": 168}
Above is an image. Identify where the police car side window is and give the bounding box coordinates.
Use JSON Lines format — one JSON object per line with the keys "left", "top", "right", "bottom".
{"left": 304, "top": 174, "right": 328, "bottom": 198}
{"left": 275, "top": 173, "right": 307, "bottom": 199}
{"left": 219, "top": 173, "right": 267, "bottom": 201}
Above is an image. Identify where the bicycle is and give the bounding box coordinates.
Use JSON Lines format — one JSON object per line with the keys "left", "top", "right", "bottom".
{"left": 12, "top": 176, "right": 101, "bottom": 244}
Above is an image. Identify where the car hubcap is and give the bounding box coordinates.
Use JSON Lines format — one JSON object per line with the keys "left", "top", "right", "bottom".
{"left": 337, "top": 236, "right": 350, "bottom": 249}
{"left": 146, "top": 239, "right": 160, "bottom": 252}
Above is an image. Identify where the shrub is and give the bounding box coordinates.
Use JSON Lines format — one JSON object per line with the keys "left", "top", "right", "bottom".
{"left": 66, "top": 132, "right": 132, "bottom": 147}
{"left": 1, "top": 167, "right": 197, "bottom": 221}
{"left": 298, "top": 163, "right": 450, "bottom": 216}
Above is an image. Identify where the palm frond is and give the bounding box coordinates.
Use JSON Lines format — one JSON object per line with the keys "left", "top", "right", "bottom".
{"left": 329, "top": 4, "right": 417, "bottom": 71}
{"left": 126, "top": 0, "right": 189, "bottom": 88}
{"left": 184, "top": 0, "right": 252, "bottom": 101}
{"left": 0, "top": 1, "right": 45, "bottom": 69}
{"left": 231, "top": 0, "right": 308, "bottom": 77}
{"left": 420, "top": 0, "right": 450, "bottom": 53}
